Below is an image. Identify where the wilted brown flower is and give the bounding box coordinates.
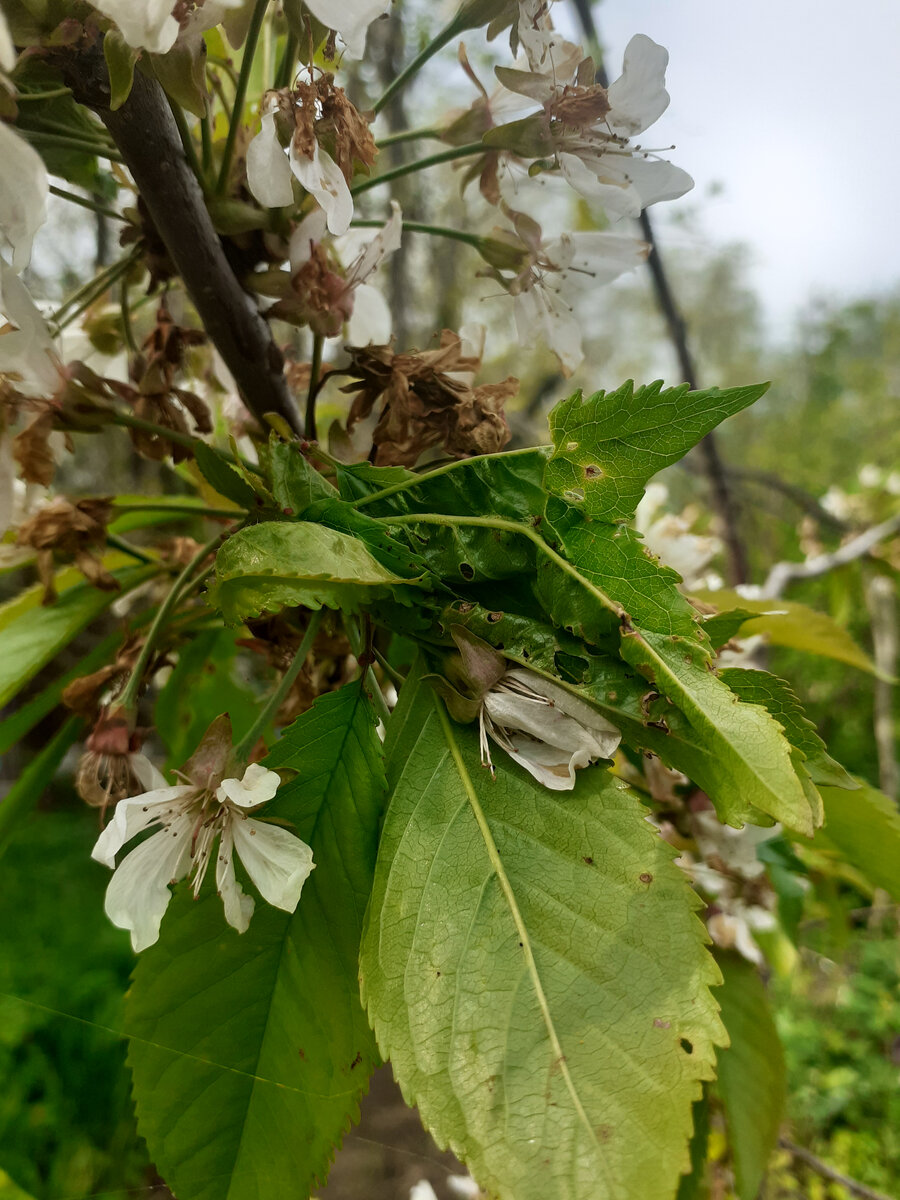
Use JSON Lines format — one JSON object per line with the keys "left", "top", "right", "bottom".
{"left": 17, "top": 496, "right": 117, "bottom": 603}
{"left": 12, "top": 409, "right": 59, "bottom": 486}
{"left": 75, "top": 707, "right": 149, "bottom": 820}
{"left": 63, "top": 635, "right": 145, "bottom": 718}
{"left": 341, "top": 330, "right": 516, "bottom": 467}
{"left": 238, "top": 613, "right": 354, "bottom": 726}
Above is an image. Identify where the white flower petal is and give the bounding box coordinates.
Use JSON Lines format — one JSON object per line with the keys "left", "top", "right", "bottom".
{"left": 289, "top": 141, "right": 353, "bottom": 236}
{"left": 502, "top": 670, "right": 622, "bottom": 758}
{"left": 0, "top": 123, "right": 49, "bottom": 273}
{"left": 557, "top": 150, "right": 643, "bottom": 218}
{"left": 103, "top": 818, "right": 194, "bottom": 952}
{"left": 129, "top": 752, "right": 169, "bottom": 793}
{"left": 346, "top": 282, "right": 391, "bottom": 346}
{"left": 216, "top": 822, "right": 255, "bottom": 933}
{"left": 302, "top": 0, "right": 387, "bottom": 59}
{"left": 345, "top": 199, "right": 402, "bottom": 285}
{"left": 216, "top": 763, "right": 281, "bottom": 808}
{"left": 513, "top": 285, "right": 583, "bottom": 377}
{"left": 288, "top": 206, "right": 329, "bottom": 272}
{"left": 0, "top": 7, "right": 16, "bottom": 73}
{"left": 606, "top": 34, "right": 671, "bottom": 137}
{"left": 232, "top": 818, "right": 314, "bottom": 913}
{"left": 90, "top": 0, "right": 180, "bottom": 53}
{"left": 500, "top": 734, "right": 581, "bottom": 791}
{"left": 246, "top": 112, "right": 295, "bottom": 209}
{"left": 92, "top": 785, "right": 194, "bottom": 867}
{"left": 0, "top": 262, "right": 60, "bottom": 394}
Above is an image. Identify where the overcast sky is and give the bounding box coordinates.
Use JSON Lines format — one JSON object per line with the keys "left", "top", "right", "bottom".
{"left": 556, "top": 1, "right": 900, "bottom": 335}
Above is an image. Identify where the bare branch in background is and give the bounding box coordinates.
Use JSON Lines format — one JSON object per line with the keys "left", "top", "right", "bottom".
{"left": 778, "top": 1139, "right": 898, "bottom": 1200}
{"left": 761, "top": 511, "right": 900, "bottom": 599}
{"left": 57, "top": 43, "right": 303, "bottom": 436}
{"left": 730, "top": 466, "right": 851, "bottom": 532}
{"left": 569, "top": 0, "right": 749, "bottom": 584}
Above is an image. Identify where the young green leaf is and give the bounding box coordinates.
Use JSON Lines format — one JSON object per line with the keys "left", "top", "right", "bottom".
{"left": 691, "top": 590, "right": 881, "bottom": 676}
{"left": 0, "top": 566, "right": 157, "bottom": 709}
{"left": 268, "top": 438, "right": 337, "bottom": 514}
{"left": 360, "top": 669, "right": 725, "bottom": 1200}
{"left": 545, "top": 381, "right": 768, "bottom": 522}
{"left": 212, "top": 521, "right": 423, "bottom": 622}
{"left": 193, "top": 442, "right": 259, "bottom": 510}
{"left": 718, "top": 669, "right": 855, "bottom": 790}
{"left": 714, "top": 954, "right": 786, "bottom": 1200}
{"left": 127, "top": 684, "right": 385, "bottom": 1200}
{"left": 620, "top": 630, "right": 818, "bottom": 834}
{"left": 814, "top": 779, "right": 900, "bottom": 900}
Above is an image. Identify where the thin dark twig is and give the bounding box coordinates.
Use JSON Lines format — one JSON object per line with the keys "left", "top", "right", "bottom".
{"left": 778, "top": 1139, "right": 898, "bottom": 1200}
{"left": 570, "top": 0, "right": 749, "bottom": 584}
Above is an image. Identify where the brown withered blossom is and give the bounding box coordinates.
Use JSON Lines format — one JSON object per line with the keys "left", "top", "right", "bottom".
{"left": 62, "top": 635, "right": 145, "bottom": 719}
{"left": 238, "top": 614, "right": 354, "bottom": 727}
{"left": 75, "top": 707, "right": 149, "bottom": 819}
{"left": 341, "top": 330, "right": 516, "bottom": 467}
{"left": 17, "top": 496, "right": 117, "bottom": 603}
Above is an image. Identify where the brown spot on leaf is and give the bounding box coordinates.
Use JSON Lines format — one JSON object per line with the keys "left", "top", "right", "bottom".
{"left": 639, "top": 872, "right": 653, "bottom": 884}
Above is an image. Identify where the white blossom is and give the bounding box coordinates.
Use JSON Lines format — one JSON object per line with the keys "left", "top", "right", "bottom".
{"left": 480, "top": 668, "right": 620, "bottom": 790}
{"left": 0, "top": 261, "right": 61, "bottom": 394}
{"left": 246, "top": 95, "right": 354, "bottom": 234}
{"left": 508, "top": 225, "right": 648, "bottom": 375}
{"left": 0, "top": 123, "right": 49, "bottom": 273}
{"left": 497, "top": 33, "right": 693, "bottom": 219}
{"left": 0, "top": 4, "right": 16, "bottom": 74}
{"left": 89, "top": 0, "right": 244, "bottom": 55}
{"left": 302, "top": 0, "right": 388, "bottom": 59}
{"left": 634, "top": 482, "right": 720, "bottom": 588}
{"left": 92, "top": 761, "right": 314, "bottom": 952}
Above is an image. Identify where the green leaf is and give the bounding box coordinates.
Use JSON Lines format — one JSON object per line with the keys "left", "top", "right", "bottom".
{"left": 814, "top": 779, "right": 900, "bottom": 900}
{"left": 194, "top": 442, "right": 259, "bottom": 510}
{"left": 0, "top": 1168, "right": 38, "bottom": 1200}
{"left": 127, "top": 684, "right": 385, "bottom": 1200}
{"left": 0, "top": 716, "right": 83, "bottom": 862}
{"left": 154, "top": 628, "right": 259, "bottom": 768}
{"left": 149, "top": 41, "right": 208, "bottom": 117}
{"left": 691, "top": 590, "right": 880, "bottom": 676}
{"left": 714, "top": 954, "right": 786, "bottom": 1200}
{"left": 0, "top": 566, "right": 156, "bottom": 709}
{"left": 268, "top": 439, "right": 337, "bottom": 514}
{"left": 212, "top": 521, "right": 423, "bottom": 622}
{"left": 545, "top": 381, "right": 768, "bottom": 522}
{"left": 718, "top": 669, "right": 855, "bottom": 790}
{"left": 360, "top": 668, "right": 725, "bottom": 1200}
{"left": 0, "top": 634, "right": 118, "bottom": 755}
{"left": 103, "top": 29, "right": 138, "bottom": 109}
{"left": 620, "top": 630, "right": 817, "bottom": 834}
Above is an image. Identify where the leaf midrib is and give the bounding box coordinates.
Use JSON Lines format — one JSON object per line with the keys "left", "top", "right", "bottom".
{"left": 433, "top": 697, "right": 601, "bottom": 1159}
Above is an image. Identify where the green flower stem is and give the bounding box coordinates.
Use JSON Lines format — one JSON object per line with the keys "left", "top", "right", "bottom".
{"left": 274, "top": 30, "right": 298, "bottom": 89}
{"left": 342, "top": 616, "right": 392, "bottom": 726}
{"left": 120, "top": 274, "right": 139, "bottom": 354}
{"left": 351, "top": 218, "right": 483, "bottom": 250}
{"left": 305, "top": 333, "right": 324, "bottom": 440}
{"left": 108, "top": 413, "right": 264, "bottom": 478}
{"left": 118, "top": 532, "right": 226, "bottom": 712}
{"left": 371, "top": 511, "right": 623, "bottom": 618}
{"left": 20, "top": 129, "right": 124, "bottom": 163}
{"left": 51, "top": 250, "right": 139, "bottom": 328}
{"left": 200, "top": 109, "right": 213, "bottom": 175}
{"left": 15, "top": 87, "right": 74, "bottom": 102}
{"left": 350, "top": 141, "right": 485, "bottom": 197}
{"left": 216, "top": 0, "right": 268, "bottom": 196}
{"left": 352, "top": 445, "right": 547, "bottom": 509}
{"left": 168, "top": 98, "right": 206, "bottom": 187}
{"left": 371, "top": 20, "right": 460, "bottom": 116}
{"left": 111, "top": 502, "right": 247, "bottom": 519}
{"left": 234, "top": 610, "right": 324, "bottom": 760}
{"left": 105, "top": 533, "right": 162, "bottom": 566}
{"left": 375, "top": 126, "right": 444, "bottom": 148}
{"left": 48, "top": 185, "right": 123, "bottom": 221}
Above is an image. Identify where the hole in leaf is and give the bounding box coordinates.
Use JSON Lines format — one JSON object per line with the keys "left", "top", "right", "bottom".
{"left": 680, "top": 1038, "right": 693, "bottom": 1055}
{"left": 459, "top": 562, "right": 475, "bottom": 581}
{"left": 487, "top": 611, "right": 503, "bottom": 623}
{"left": 564, "top": 488, "right": 585, "bottom": 503}
{"left": 584, "top": 464, "right": 602, "bottom": 479}
{"left": 566, "top": 441, "right": 578, "bottom": 451}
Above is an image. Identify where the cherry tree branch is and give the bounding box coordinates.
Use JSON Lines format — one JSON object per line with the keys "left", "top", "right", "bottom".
{"left": 56, "top": 42, "right": 302, "bottom": 435}
{"left": 761, "top": 511, "right": 900, "bottom": 599}
{"left": 778, "top": 1138, "right": 898, "bottom": 1200}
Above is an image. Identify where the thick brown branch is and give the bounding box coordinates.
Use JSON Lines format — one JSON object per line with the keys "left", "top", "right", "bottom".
{"left": 58, "top": 43, "right": 301, "bottom": 435}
